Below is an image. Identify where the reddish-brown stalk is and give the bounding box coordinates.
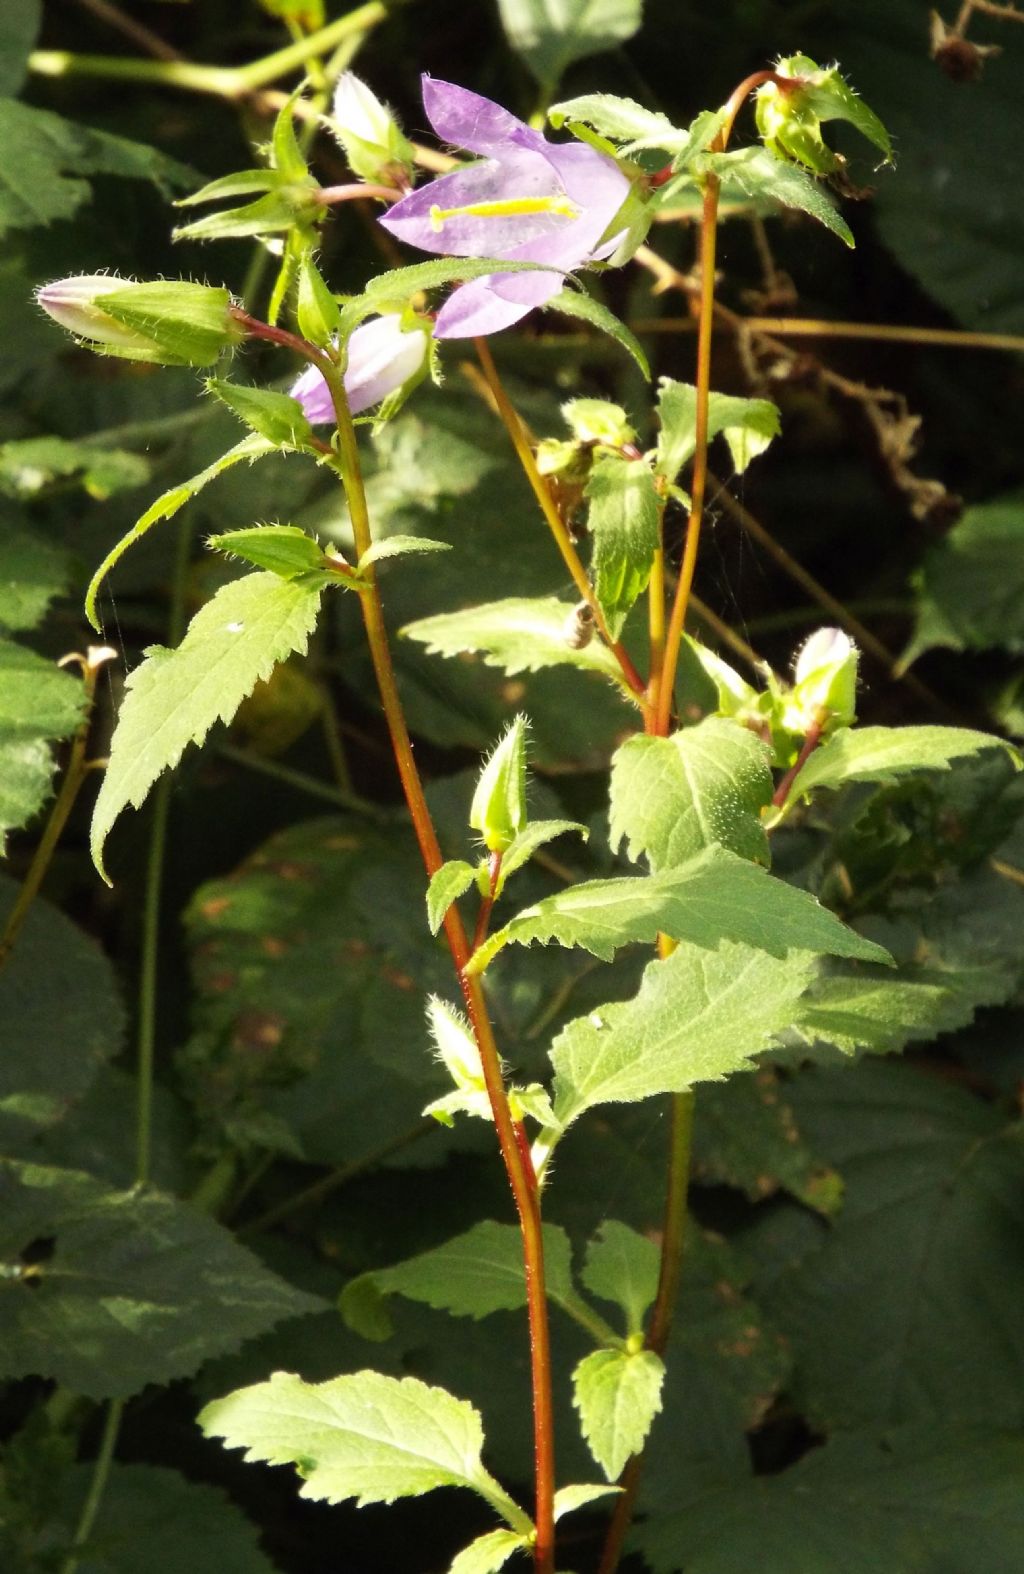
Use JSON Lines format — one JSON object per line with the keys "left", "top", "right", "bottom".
{"left": 314, "top": 354, "right": 557, "bottom": 1573}
{"left": 651, "top": 69, "right": 794, "bottom": 738}
{"left": 473, "top": 337, "right": 651, "bottom": 717}
{"left": 602, "top": 68, "right": 794, "bottom": 1574}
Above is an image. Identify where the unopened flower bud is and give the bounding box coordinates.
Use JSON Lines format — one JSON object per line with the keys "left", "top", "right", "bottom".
{"left": 470, "top": 715, "right": 529, "bottom": 854}
{"left": 330, "top": 72, "right": 415, "bottom": 189}
{"left": 36, "top": 275, "right": 244, "bottom": 366}
{"left": 562, "top": 398, "right": 637, "bottom": 449}
{"left": 788, "top": 627, "right": 859, "bottom": 732}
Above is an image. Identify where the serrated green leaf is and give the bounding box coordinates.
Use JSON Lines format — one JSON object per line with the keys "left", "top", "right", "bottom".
{"left": 0, "top": 98, "right": 194, "bottom": 238}
{"left": 635, "top": 1426, "right": 1024, "bottom": 1574}
{"left": 655, "top": 380, "right": 781, "bottom": 484}
{"left": 585, "top": 455, "right": 660, "bottom": 640}
{"left": 499, "top": 818, "right": 588, "bottom": 885}
{"left": 183, "top": 816, "right": 456, "bottom": 1165}
{"left": 206, "top": 380, "right": 316, "bottom": 450}
{"left": 789, "top": 968, "right": 1001, "bottom": 1060}
{"left": 779, "top": 724, "right": 1017, "bottom": 814}
{"left": 0, "top": 518, "right": 70, "bottom": 633}
{"left": 343, "top": 1219, "right": 576, "bottom": 1326}
{"left": 468, "top": 845, "right": 891, "bottom": 975}
{"left": 766, "top": 1061, "right": 1024, "bottom": 1432}
{"left": 449, "top": 1528, "right": 528, "bottom": 1574}
{"left": 0, "top": 640, "right": 85, "bottom": 852}
{"left": 85, "top": 433, "right": 277, "bottom": 630}
{"left": 902, "top": 492, "right": 1024, "bottom": 664}
{"left": 200, "top": 1369, "right": 530, "bottom": 1529}
{"left": 0, "top": 876, "right": 125, "bottom": 1146}
{"left": 496, "top": 0, "right": 643, "bottom": 88}
{"left": 426, "top": 859, "right": 477, "bottom": 935}
{"left": 0, "top": 1159, "right": 320, "bottom": 1397}
{"left": 705, "top": 146, "right": 854, "bottom": 246}
{"left": 208, "top": 524, "right": 327, "bottom": 579}
{"left": 692, "top": 1071, "right": 843, "bottom": 1216}
{"left": 402, "top": 596, "right": 627, "bottom": 686}
{"left": 358, "top": 534, "right": 452, "bottom": 569}
{"left": 551, "top": 941, "right": 819, "bottom": 1127}
{"left": 573, "top": 1347, "right": 664, "bottom": 1480}
{"left": 43, "top": 1462, "right": 283, "bottom": 1574}
{"left": 543, "top": 288, "right": 651, "bottom": 378}
{"left": 91, "top": 572, "right": 323, "bottom": 882}
{"left": 549, "top": 92, "right": 679, "bottom": 148}
{"left": 553, "top": 1482, "right": 621, "bottom": 1518}
{"left": 581, "top": 1221, "right": 659, "bottom": 1337}
{"left": 609, "top": 721, "right": 773, "bottom": 871}
{"left": 0, "top": 436, "right": 149, "bottom": 502}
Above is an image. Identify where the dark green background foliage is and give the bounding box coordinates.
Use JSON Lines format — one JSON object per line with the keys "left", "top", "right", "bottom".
{"left": 2, "top": 0, "right": 1024, "bottom": 1570}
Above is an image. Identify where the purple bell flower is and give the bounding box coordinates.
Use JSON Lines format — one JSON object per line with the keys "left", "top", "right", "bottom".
{"left": 378, "top": 77, "right": 632, "bottom": 338}
{"left": 290, "top": 313, "right": 430, "bottom": 424}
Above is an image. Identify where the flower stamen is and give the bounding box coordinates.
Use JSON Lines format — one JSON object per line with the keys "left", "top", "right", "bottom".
{"left": 428, "top": 194, "right": 581, "bottom": 232}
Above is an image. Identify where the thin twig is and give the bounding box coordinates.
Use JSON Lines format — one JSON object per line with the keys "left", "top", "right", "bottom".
{"left": 630, "top": 314, "right": 1024, "bottom": 355}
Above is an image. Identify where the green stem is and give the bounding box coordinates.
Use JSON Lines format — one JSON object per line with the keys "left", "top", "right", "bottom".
{"left": 59, "top": 1400, "right": 124, "bottom": 1574}
{"left": 0, "top": 654, "right": 108, "bottom": 970}
{"left": 316, "top": 356, "right": 557, "bottom": 1574}
{"left": 29, "top": 1, "right": 389, "bottom": 98}
{"left": 216, "top": 742, "right": 385, "bottom": 818}
{"left": 239, "top": 1122, "right": 432, "bottom": 1236}
{"left": 600, "top": 67, "right": 781, "bottom": 1574}
{"left": 135, "top": 779, "right": 168, "bottom": 1188}
{"left": 596, "top": 1091, "right": 694, "bottom": 1574}
{"left": 135, "top": 519, "right": 191, "bottom": 1186}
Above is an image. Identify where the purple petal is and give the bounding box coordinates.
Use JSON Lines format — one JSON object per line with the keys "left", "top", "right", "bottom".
{"left": 421, "top": 77, "right": 545, "bottom": 158}
{"left": 433, "top": 269, "right": 563, "bottom": 339}
{"left": 380, "top": 148, "right": 567, "bottom": 257}
{"left": 289, "top": 316, "right": 428, "bottom": 423}
{"left": 345, "top": 314, "right": 427, "bottom": 412}
{"left": 290, "top": 361, "right": 335, "bottom": 424}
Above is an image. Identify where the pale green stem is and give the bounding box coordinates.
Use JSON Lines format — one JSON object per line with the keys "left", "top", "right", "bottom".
{"left": 59, "top": 1400, "right": 124, "bottom": 1574}
{"left": 135, "top": 520, "right": 191, "bottom": 1186}
{"left": 30, "top": 1, "right": 389, "bottom": 98}
{"left": 216, "top": 741, "right": 385, "bottom": 819}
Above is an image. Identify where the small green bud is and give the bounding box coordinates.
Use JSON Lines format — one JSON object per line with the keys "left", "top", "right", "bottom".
{"left": 36, "top": 275, "right": 244, "bottom": 366}
{"left": 535, "top": 437, "right": 590, "bottom": 482}
{"left": 470, "top": 715, "right": 529, "bottom": 855}
{"left": 562, "top": 398, "right": 637, "bottom": 449}
{"left": 330, "top": 72, "right": 416, "bottom": 190}
{"left": 756, "top": 54, "right": 892, "bottom": 175}
{"left": 787, "top": 627, "right": 859, "bottom": 732}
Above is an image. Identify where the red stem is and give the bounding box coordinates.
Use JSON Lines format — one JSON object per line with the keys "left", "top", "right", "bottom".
{"left": 316, "top": 355, "right": 556, "bottom": 1572}
{"left": 771, "top": 716, "right": 824, "bottom": 808}
{"left": 472, "top": 851, "right": 503, "bottom": 953}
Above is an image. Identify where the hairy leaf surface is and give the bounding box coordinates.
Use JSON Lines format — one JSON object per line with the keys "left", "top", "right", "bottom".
{"left": 91, "top": 572, "right": 324, "bottom": 881}
{"left": 0, "top": 1160, "right": 320, "bottom": 1396}
{"left": 573, "top": 1346, "right": 665, "bottom": 1480}
{"left": 551, "top": 941, "right": 819, "bottom": 1126}
{"left": 610, "top": 722, "right": 772, "bottom": 869}
{"left": 469, "top": 845, "right": 890, "bottom": 973}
